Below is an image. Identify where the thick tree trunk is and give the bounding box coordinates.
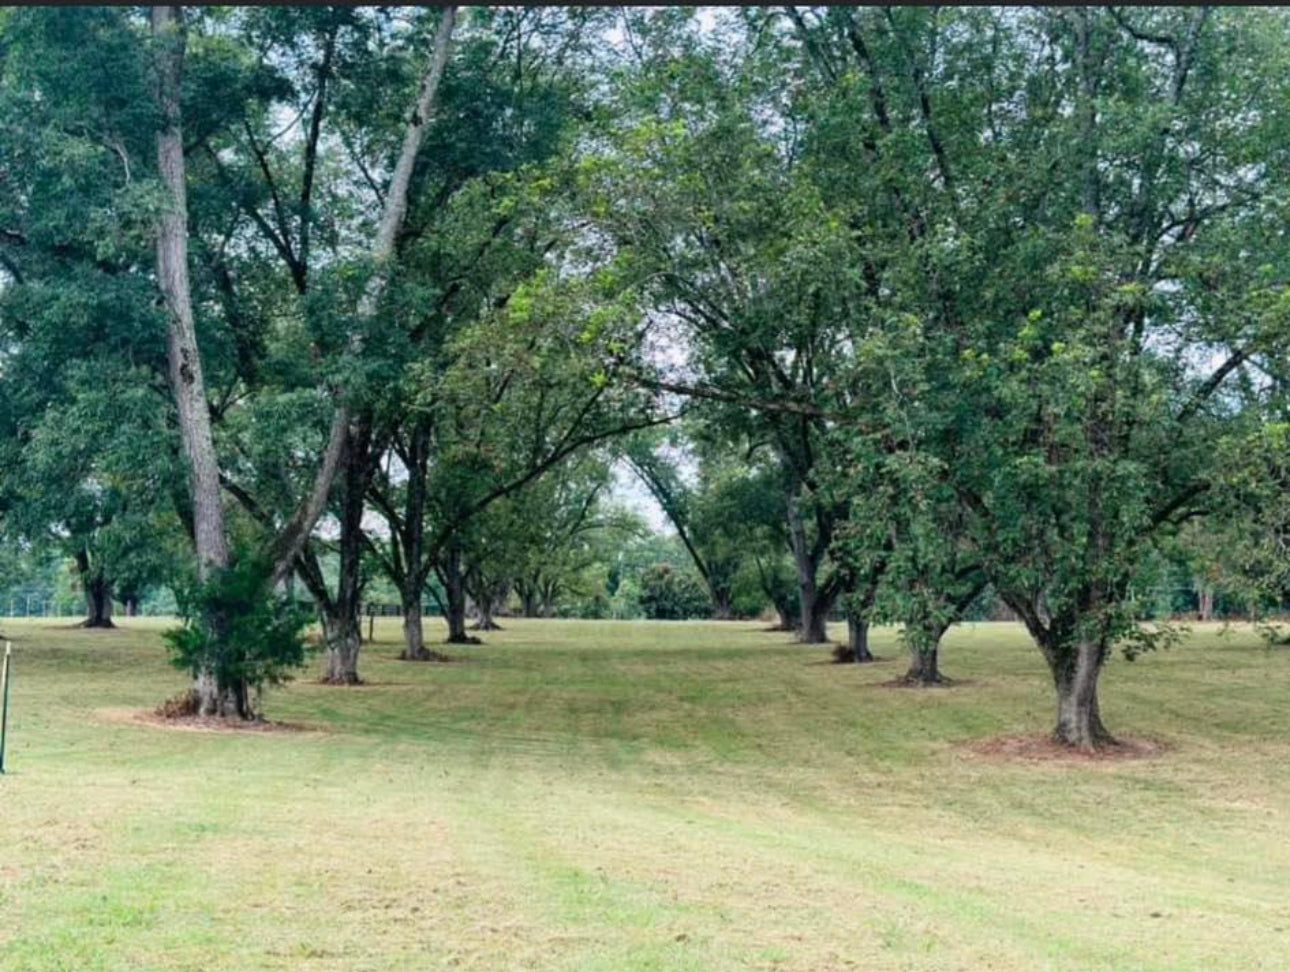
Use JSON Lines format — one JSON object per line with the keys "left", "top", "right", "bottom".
{"left": 711, "top": 590, "right": 734, "bottom": 621}
{"left": 321, "top": 612, "right": 362, "bottom": 685}
{"left": 902, "top": 631, "right": 949, "bottom": 685}
{"left": 472, "top": 598, "right": 503, "bottom": 631}
{"left": 1050, "top": 641, "right": 1114, "bottom": 748}
{"left": 83, "top": 577, "right": 115, "bottom": 629}
{"left": 847, "top": 613, "right": 874, "bottom": 662}
{"left": 903, "top": 646, "right": 944, "bottom": 684}
{"left": 152, "top": 6, "right": 243, "bottom": 719}
{"left": 75, "top": 550, "right": 115, "bottom": 628}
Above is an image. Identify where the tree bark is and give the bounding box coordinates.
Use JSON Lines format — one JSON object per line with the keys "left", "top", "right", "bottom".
{"left": 711, "top": 590, "right": 734, "bottom": 621}
{"left": 786, "top": 491, "right": 836, "bottom": 643}
{"left": 519, "top": 583, "right": 541, "bottom": 618}
{"left": 152, "top": 6, "right": 242, "bottom": 718}
{"left": 321, "top": 612, "right": 362, "bottom": 685}
{"left": 764, "top": 605, "right": 794, "bottom": 631}
{"left": 1050, "top": 640, "right": 1114, "bottom": 748}
{"left": 399, "top": 585, "right": 435, "bottom": 661}
{"left": 903, "top": 646, "right": 944, "bottom": 684}
{"left": 268, "top": 7, "right": 458, "bottom": 588}
{"left": 83, "top": 576, "right": 115, "bottom": 629}
{"left": 1196, "top": 581, "right": 1214, "bottom": 621}
{"left": 74, "top": 550, "right": 115, "bottom": 628}
{"left": 472, "top": 600, "right": 502, "bottom": 631}
{"left": 440, "top": 546, "right": 478, "bottom": 644}
{"left": 847, "top": 612, "right": 874, "bottom": 662}
{"left": 902, "top": 623, "right": 948, "bottom": 685}
{"left": 319, "top": 419, "right": 374, "bottom": 683}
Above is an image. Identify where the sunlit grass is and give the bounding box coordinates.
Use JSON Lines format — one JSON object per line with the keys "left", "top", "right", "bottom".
{"left": 1, "top": 617, "right": 1287, "bottom": 970}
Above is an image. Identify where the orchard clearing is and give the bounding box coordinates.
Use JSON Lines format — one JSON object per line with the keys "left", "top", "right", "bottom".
{"left": 1, "top": 618, "right": 1288, "bottom": 971}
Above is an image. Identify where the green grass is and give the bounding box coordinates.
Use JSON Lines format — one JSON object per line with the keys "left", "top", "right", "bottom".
{"left": 1, "top": 617, "right": 1289, "bottom": 970}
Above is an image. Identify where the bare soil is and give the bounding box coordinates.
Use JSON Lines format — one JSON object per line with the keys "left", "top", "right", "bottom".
{"left": 961, "top": 733, "right": 1167, "bottom": 763}
{"left": 95, "top": 707, "right": 315, "bottom": 734}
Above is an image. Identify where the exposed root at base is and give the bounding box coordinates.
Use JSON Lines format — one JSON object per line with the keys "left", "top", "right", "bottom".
{"left": 962, "top": 733, "right": 1165, "bottom": 762}
{"left": 445, "top": 634, "right": 483, "bottom": 646}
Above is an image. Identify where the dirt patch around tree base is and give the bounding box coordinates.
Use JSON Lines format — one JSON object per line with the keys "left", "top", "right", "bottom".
{"left": 95, "top": 707, "right": 317, "bottom": 735}
{"left": 961, "top": 733, "right": 1167, "bottom": 763}
{"left": 876, "top": 676, "right": 977, "bottom": 689}
{"left": 397, "top": 651, "right": 457, "bottom": 663}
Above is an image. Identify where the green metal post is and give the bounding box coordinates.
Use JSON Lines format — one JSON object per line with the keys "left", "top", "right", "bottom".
{"left": 0, "top": 641, "right": 11, "bottom": 774}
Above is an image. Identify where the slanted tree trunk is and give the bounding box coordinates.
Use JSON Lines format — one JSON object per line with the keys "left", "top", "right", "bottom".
{"left": 152, "top": 6, "right": 241, "bottom": 718}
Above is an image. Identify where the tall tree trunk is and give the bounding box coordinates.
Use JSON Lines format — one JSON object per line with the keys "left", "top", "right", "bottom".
{"left": 441, "top": 546, "right": 477, "bottom": 643}
{"left": 399, "top": 582, "right": 434, "bottom": 661}
{"left": 123, "top": 596, "right": 139, "bottom": 618}
{"left": 1050, "top": 640, "right": 1114, "bottom": 748}
{"left": 320, "top": 420, "right": 374, "bottom": 684}
{"left": 152, "top": 6, "right": 241, "bottom": 718}
{"left": 711, "top": 589, "right": 734, "bottom": 620}
{"left": 786, "top": 492, "right": 834, "bottom": 643}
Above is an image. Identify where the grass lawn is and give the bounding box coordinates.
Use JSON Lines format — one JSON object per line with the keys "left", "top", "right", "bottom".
{"left": 1, "top": 617, "right": 1288, "bottom": 971}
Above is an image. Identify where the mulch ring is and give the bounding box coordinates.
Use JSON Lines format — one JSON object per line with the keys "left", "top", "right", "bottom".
{"left": 960, "top": 733, "right": 1167, "bottom": 763}
{"left": 95, "top": 706, "right": 316, "bottom": 735}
